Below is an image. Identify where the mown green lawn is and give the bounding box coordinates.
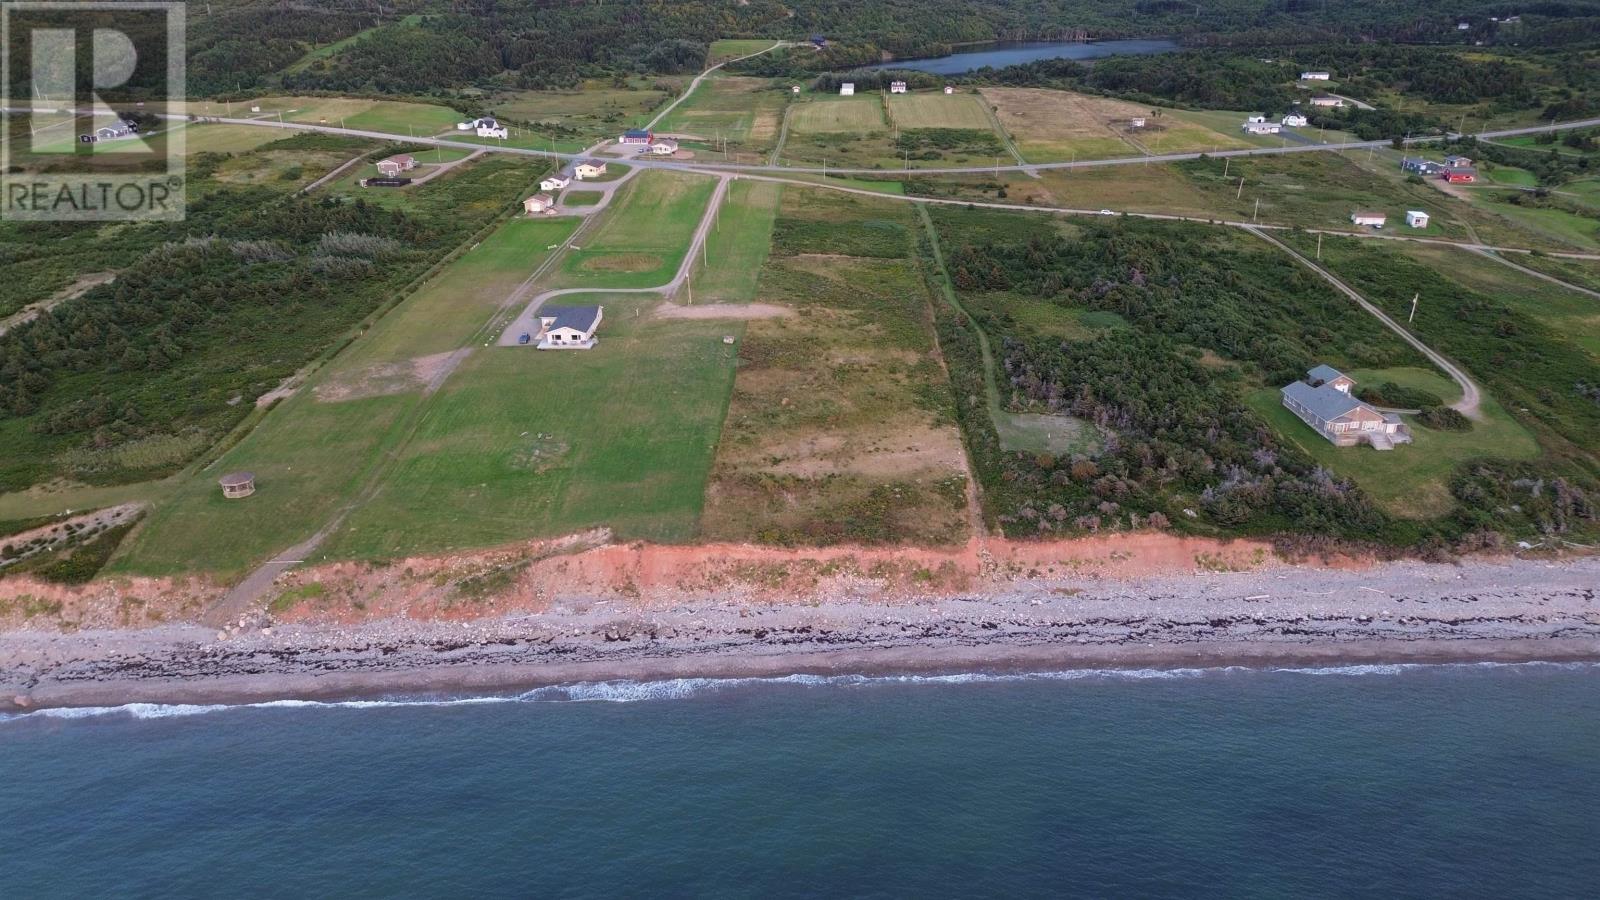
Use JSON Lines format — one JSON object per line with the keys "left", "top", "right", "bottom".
{"left": 318, "top": 293, "right": 741, "bottom": 557}
{"left": 553, "top": 171, "right": 717, "bottom": 289}
{"left": 685, "top": 180, "right": 783, "bottom": 302}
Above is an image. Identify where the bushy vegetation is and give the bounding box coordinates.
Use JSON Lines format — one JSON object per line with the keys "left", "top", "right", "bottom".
{"left": 0, "top": 155, "right": 535, "bottom": 492}
{"left": 895, "top": 128, "right": 1005, "bottom": 158}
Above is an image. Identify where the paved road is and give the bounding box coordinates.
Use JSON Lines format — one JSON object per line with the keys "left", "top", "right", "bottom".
{"left": 1246, "top": 226, "right": 1484, "bottom": 419}
{"left": 497, "top": 175, "right": 732, "bottom": 345}
{"left": 12, "top": 106, "right": 1600, "bottom": 179}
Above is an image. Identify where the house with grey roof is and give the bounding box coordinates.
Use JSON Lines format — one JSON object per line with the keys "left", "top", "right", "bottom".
{"left": 1281, "top": 365, "right": 1411, "bottom": 450}
{"left": 536, "top": 305, "right": 603, "bottom": 349}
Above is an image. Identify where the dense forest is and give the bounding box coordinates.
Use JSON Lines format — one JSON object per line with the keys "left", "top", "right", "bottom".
{"left": 0, "top": 147, "right": 536, "bottom": 492}
{"left": 168, "top": 0, "right": 1600, "bottom": 98}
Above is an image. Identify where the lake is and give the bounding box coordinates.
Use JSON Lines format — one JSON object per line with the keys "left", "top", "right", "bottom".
{"left": 874, "top": 39, "right": 1181, "bottom": 76}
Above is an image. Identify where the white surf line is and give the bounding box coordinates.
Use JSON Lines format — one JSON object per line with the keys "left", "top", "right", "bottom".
{"left": 1245, "top": 225, "right": 1484, "bottom": 419}
{"left": 496, "top": 173, "right": 732, "bottom": 346}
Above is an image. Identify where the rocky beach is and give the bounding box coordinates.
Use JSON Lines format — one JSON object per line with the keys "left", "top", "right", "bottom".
{"left": 4, "top": 547, "right": 1598, "bottom": 714}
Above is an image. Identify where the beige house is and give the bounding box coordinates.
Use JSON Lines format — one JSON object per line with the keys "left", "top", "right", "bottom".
{"left": 1282, "top": 365, "right": 1412, "bottom": 450}
{"left": 650, "top": 140, "right": 679, "bottom": 155}
{"left": 523, "top": 193, "right": 556, "bottom": 215}
{"left": 1351, "top": 210, "right": 1386, "bottom": 227}
{"left": 376, "top": 155, "right": 416, "bottom": 177}
{"left": 574, "top": 161, "right": 608, "bottom": 180}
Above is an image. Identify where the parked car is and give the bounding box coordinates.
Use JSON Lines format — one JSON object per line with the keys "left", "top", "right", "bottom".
{"left": 518, "top": 332, "right": 531, "bottom": 345}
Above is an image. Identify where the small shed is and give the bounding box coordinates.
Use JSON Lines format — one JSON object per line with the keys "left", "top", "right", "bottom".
{"left": 839, "top": 83, "right": 855, "bottom": 96}
{"left": 1405, "top": 210, "right": 1430, "bottom": 228}
{"left": 219, "top": 472, "right": 256, "bottom": 499}
{"left": 1351, "top": 211, "right": 1387, "bottom": 227}
{"left": 943, "top": 85, "right": 955, "bottom": 95}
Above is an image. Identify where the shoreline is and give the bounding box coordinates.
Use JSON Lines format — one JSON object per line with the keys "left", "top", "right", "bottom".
{"left": 5, "top": 553, "right": 1598, "bottom": 714}
{"left": 5, "top": 637, "right": 1599, "bottom": 716}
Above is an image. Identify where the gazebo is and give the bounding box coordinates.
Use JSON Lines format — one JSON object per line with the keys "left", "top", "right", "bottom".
{"left": 219, "top": 472, "right": 256, "bottom": 499}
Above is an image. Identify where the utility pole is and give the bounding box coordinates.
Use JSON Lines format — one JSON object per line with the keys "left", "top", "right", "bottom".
{"left": 1316, "top": 232, "right": 1323, "bottom": 260}
{"left": 1253, "top": 197, "right": 1260, "bottom": 222}
{"left": 1408, "top": 292, "right": 1419, "bottom": 323}
{"left": 1236, "top": 175, "right": 1245, "bottom": 200}
{"left": 1223, "top": 157, "right": 1230, "bottom": 178}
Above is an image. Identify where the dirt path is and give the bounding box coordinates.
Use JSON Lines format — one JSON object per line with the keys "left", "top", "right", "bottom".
{"left": 0, "top": 272, "right": 116, "bottom": 337}
{"left": 300, "top": 151, "right": 371, "bottom": 194}
{"left": 407, "top": 149, "right": 486, "bottom": 186}
{"left": 1246, "top": 226, "right": 1484, "bottom": 418}
{"left": 645, "top": 42, "right": 786, "bottom": 132}
{"left": 1470, "top": 247, "right": 1600, "bottom": 302}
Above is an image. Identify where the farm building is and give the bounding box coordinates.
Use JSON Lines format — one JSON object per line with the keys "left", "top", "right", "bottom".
{"left": 540, "top": 174, "right": 570, "bottom": 191}
{"left": 574, "top": 161, "right": 608, "bottom": 180}
{"left": 1243, "top": 120, "right": 1282, "bottom": 134}
{"left": 943, "top": 85, "right": 955, "bottom": 94}
{"left": 375, "top": 154, "right": 416, "bottom": 177}
{"left": 1282, "top": 114, "right": 1308, "bottom": 127}
{"left": 889, "top": 81, "right": 908, "bottom": 94}
{"left": 1309, "top": 95, "right": 1344, "bottom": 107}
{"left": 650, "top": 140, "right": 679, "bottom": 155}
{"left": 523, "top": 193, "right": 557, "bottom": 215}
{"left": 1247, "top": 114, "right": 1267, "bottom": 123}
{"left": 1282, "top": 366, "right": 1412, "bottom": 450}
{"left": 1442, "top": 168, "right": 1477, "bottom": 184}
{"left": 839, "top": 83, "right": 855, "bottom": 96}
{"left": 1130, "top": 116, "right": 1146, "bottom": 128}
{"left": 219, "top": 472, "right": 256, "bottom": 499}
{"left": 535, "top": 305, "right": 603, "bottom": 350}
{"left": 1406, "top": 210, "right": 1430, "bottom": 228}
{"left": 1300, "top": 70, "right": 1331, "bottom": 80}
{"left": 1402, "top": 157, "right": 1443, "bottom": 175}
{"left": 1350, "top": 211, "right": 1387, "bottom": 227}
{"left": 620, "top": 129, "right": 652, "bottom": 145}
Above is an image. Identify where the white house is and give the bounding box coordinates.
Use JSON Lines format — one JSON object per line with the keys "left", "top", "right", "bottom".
{"left": 1300, "top": 71, "right": 1331, "bottom": 81}
{"left": 792, "top": 85, "right": 802, "bottom": 94}
{"left": 1405, "top": 210, "right": 1430, "bottom": 228}
{"left": 536, "top": 305, "right": 603, "bottom": 350}
{"left": 1457, "top": 22, "right": 1471, "bottom": 31}
{"left": 1351, "top": 210, "right": 1386, "bottom": 227}
{"left": 574, "top": 161, "right": 607, "bottom": 180}
{"left": 1130, "top": 117, "right": 1146, "bottom": 128}
{"left": 471, "top": 116, "right": 508, "bottom": 139}
{"left": 540, "top": 174, "right": 570, "bottom": 191}
{"left": 1247, "top": 114, "right": 1267, "bottom": 124}
{"left": 1309, "top": 95, "right": 1344, "bottom": 107}
{"left": 889, "top": 80, "right": 908, "bottom": 94}
{"left": 839, "top": 82, "right": 855, "bottom": 96}
{"left": 1244, "top": 121, "right": 1282, "bottom": 134}
{"left": 375, "top": 154, "right": 416, "bottom": 177}
{"left": 1282, "top": 365, "right": 1411, "bottom": 449}
{"left": 943, "top": 85, "right": 955, "bottom": 95}
{"left": 650, "top": 140, "right": 678, "bottom": 155}
{"left": 523, "top": 193, "right": 556, "bottom": 215}
{"left": 1282, "top": 113, "right": 1308, "bottom": 127}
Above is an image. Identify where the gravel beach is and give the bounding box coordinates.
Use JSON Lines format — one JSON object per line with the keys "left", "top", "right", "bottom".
{"left": 4, "top": 554, "right": 1597, "bottom": 713}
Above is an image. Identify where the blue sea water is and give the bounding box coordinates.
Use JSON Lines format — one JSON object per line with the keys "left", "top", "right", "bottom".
{"left": 873, "top": 39, "right": 1181, "bottom": 75}
{"left": 4, "top": 663, "right": 1599, "bottom": 898}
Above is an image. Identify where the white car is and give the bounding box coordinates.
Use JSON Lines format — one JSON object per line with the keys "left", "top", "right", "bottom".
{"left": 1098, "top": 209, "right": 1115, "bottom": 216}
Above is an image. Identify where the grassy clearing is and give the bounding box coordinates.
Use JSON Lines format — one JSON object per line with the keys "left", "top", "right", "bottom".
{"left": 245, "top": 96, "right": 461, "bottom": 135}
{"left": 561, "top": 190, "right": 604, "bottom": 205}
{"left": 554, "top": 171, "right": 717, "bottom": 289}
{"left": 319, "top": 292, "right": 740, "bottom": 558}
{"left": 685, "top": 180, "right": 783, "bottom": 302}
{"left": 179, "top": 123, "right": 289, "bottom": 155}
{"left": 887, "top": 94, "right": 994, "bottom": 130}
{"left": 707, "top": 39, "right": 779, "bottom": 65}
{"left": 980, "top": 87, "right": 1141, "bottom": 163}
{"left": 655, "top": 76, "right": 787, "bottom": 152}
{"left": 114, "top": 214, "right": 578, "bottom": 577}
{"left": 491, "top": 80, "right": 675, "bottom": 139}
{"left": 1038, "top": 165, "right": 1225, "bottom": 218}
{"left": 1246, "top": 374, "right": 1539, "bottom": 518}
{"left": 702, "top": 187, "right": 970, "bottom": 545}
{"left": 770, "top": 184, "right": 913, "bottom": 258}
{"left": 788, "top": 98, "right": 887, "bottom": 134}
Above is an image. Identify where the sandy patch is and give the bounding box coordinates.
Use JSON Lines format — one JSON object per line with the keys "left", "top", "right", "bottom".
{"left": 314, "top": 351, "right": 456, "bottom": 403}
{"left": 578, "top": 252, "right": 661, "bottom": 273}
{"left": 654, "top": 301, "right": 793, "bottom": 320}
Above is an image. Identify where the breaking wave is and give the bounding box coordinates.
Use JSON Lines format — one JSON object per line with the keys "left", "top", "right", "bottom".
{"left": 5, "top": 661, "right": 1593, "bottom": 723}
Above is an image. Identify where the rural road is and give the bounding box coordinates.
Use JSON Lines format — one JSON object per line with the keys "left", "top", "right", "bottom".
{"left": 645, "top": 41, "right": 788, "bottom": 131}
{"left": 1246, "top": 226, "right": 1484, "bottom": 419}
{"left": 497, "top": 175, "right": 733, "bottom": 344}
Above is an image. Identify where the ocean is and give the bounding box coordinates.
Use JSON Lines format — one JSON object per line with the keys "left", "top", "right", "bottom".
{"left": 4, "top": 663, "right": 1598, "bottom": 898}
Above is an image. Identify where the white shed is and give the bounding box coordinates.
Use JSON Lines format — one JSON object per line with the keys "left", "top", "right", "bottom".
{"left": 1405, "top": 210, "right": 1430, "bottom": 229}
{"left": 839, "top": 83, "right": 855, "bottom": 96}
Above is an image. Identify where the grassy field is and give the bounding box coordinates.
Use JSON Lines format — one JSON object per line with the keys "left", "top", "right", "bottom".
{"left": 318, "top": 292, "right": 741, "bottom": 557}
{"left": 887, "top": 93, "right": 994, "bottom": 130}
{"left": 1246, "top": 367, "right": 1540, "bottom": 518}
{"left": 685, "top": 180, "right": 784, "bottom": 302}
{"left": 701, "top": 187, "right": 971, "bottom": 545}
{"left": 654, "top": 76, "right": 787, "bottom": 152}
{"left": 491, "top": 80, "right": 675, "bottom": 140}
{"left": 114, "top": 213, "right": 577, "bottom": 577}
{"left": 980, "top": 88, "right": 1143, "bottom": 162}
{"left": 553, "top": 171, "right": 717, "bottom": 289}
{"left": 707, "top": 39, "right": 780, "bottom": 65}
{"left": 787, "top": 98, "right": 888, "bottom": 134}
{"left": 244, "top": 97, "right": 462, "bottom": 136}
{"left": 179, "top": 123, "right": 292, "bottom": 155}
{"left": 561, "top": 190, "right": 605, "bottom": 206}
